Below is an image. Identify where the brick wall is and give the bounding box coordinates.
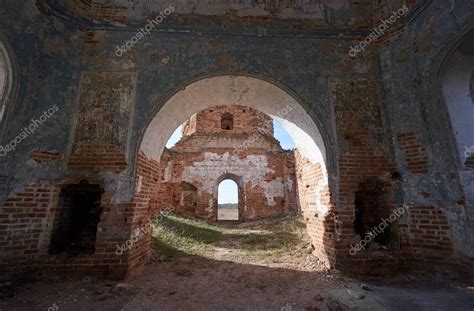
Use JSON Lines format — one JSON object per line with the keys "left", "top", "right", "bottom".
{"left": 397, "top": 132, "right": 429, "bottom": 175}
{"left": 330, "top": 79, "right": 406, "bottom": 274}
{"left": 185, "top": 105, "right": 274, "bottom": 137}
{"left": 155, "top": 106, "right": 295, "bottom": 221}
{"left": 68, "top": 143, "right": 127, "bottom": 173}
{"left": 0, "top": 184, "right": 53, "bottom": 276}
{"left": 406, "top": 205, "right": 453, "bottom": 255}
{"left": 0, "top": 180, "right": 131, "bottom": 279}
{"left": 157, "top": 146, "right": 296, "bottom": 221}
{"left": 126, "top": 151, "right": 173, "bottom": 272}
{"left": 29, "top": 149, "right": 60, "bottom": 164}
{"left": 72, "top": 0, "right": 127, "bottom": 22}
{"left": 294, "top": 150, "right": 333, "bottom": 265}
{"left": 67, "top": 72, "right": 134, "bottom": 174}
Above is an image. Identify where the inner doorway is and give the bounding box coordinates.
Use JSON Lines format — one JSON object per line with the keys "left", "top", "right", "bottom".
{"left": 217, "top": 179, "right": 239, "bottom": 221}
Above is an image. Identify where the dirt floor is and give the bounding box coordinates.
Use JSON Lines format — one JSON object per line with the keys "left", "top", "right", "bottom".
{"left": 0, "top": 215, "right": 473, "bottom": 311}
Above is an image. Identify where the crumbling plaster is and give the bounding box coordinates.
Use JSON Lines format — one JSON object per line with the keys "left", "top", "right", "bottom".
{"left": 0, "top": 0, "right": 472, "bottom": 274}
{"left": 377, "top": 0, "right": 474, "bottom": 256}
{"left": 181, "top": 151, "right": 286, "bottom": 208}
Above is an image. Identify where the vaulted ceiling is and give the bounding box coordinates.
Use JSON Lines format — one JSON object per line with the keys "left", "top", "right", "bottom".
{"left": 42, "top": 0, "right": 427, "bottom": 30}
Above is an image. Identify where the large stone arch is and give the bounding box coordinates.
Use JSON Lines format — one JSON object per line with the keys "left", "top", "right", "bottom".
{"left": 0, "top": 35, "right": 15, "bottom": 134}
{"left": 139, "top": 75, "right": 331, "bottom": 170}
{"left": 133, "top": 74, "right": 337, "bottom": 268}
{"left": 138, "top": 74, "right": 335, "bottom": 210}
{"left": 438, "top": 27, "right": 474, "bottom": 231}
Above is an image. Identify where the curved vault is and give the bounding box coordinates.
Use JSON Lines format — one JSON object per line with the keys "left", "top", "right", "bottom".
{"left": 140, "top": 75, "right": 327, "bottom": 168}
{"left": 0, "top": 41, "right": 12, "bottom": 123}
{"left": 139, "top": 75, "right": 331, "bottom": 214}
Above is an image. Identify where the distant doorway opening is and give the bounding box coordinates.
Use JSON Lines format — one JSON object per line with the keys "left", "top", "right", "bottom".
{"left": 218, "top": 179, "right": 239, "bottom": 221}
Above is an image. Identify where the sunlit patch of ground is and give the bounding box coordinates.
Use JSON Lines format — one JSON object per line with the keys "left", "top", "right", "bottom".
{"left": 152, "top": 214, "right": 316, "bottom": 269}
{"left": 2, "top": 214, "right": 471, "bottom": 310}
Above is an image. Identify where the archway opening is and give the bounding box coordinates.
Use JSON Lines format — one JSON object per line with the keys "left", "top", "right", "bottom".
{"left": 442, "top": 28, "right": 474, "bottom": 221}
{"left": 136, "top": 75, "right": 334, "bottom": 278}
{"left": 217, "top": 179, "right": 239, "bottom": 221}
{"left": 0, "top": 41, "right": 12, "bottom": 123}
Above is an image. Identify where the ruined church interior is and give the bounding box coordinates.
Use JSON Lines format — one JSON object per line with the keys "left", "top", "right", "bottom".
{"left": 0, "top": 0, "right": 473, "bottom": 310}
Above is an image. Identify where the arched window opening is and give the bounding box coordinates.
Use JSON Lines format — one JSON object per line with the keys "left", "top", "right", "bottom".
{"left": 0, "top": 42, "right": 12, "bottom": 123}
{"left": 442, "top": 29, "right": 474, "bottom": 169}
{"left": 218, "top": 179, "right": 239, "bottom": 220}
{"left": 221, "top": 113, "right": 233, "bottom": 130}
{"left": 442, "top": 29, "right": 474, "bottom": 220}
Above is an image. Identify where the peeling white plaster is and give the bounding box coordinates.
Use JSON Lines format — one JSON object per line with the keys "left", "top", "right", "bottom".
{"left": 181, "top": 151, "right": 284, "bottom": 206}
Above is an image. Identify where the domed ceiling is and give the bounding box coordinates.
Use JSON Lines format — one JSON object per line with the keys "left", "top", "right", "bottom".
{"left": 41, "top": 0, "right": 427, "bottom": 30}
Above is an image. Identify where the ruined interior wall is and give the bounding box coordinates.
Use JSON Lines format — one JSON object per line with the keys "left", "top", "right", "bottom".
{"left": 293, "top": 150, "right": 333, "bottom": 264}
{"left": 46, "top": 0, "right": 374, "bottom": 28}
{"left": 67, "top": 72, "right": 135, "bottom": 174}
{"left": 189, "top": 105, "right": 274, "bottom": 136}
{"left": 161, "top": 148, "right": 296, "bottom": 221}
{"left": 0, "top": 179, "right": 130, "bottom": 278}
{"left": 0, "top": 0, "right": 471, "bottom": 280}
{"left": 126, "top": 151, "right": 165, "bottom": 273}
{"left": 155, "top": 106, "right": 296, "bottom": 221}
{"left": 375, "top": 0, "right": 474, "bottom": 274}
{"left": 330, "top": 79, "right": 407, "bottom": 275}
{"left": 371, "top": 0, "right": 425, "bottom": 21}
{"left": 0, "top": 183, "right": 55, "bottom": 276}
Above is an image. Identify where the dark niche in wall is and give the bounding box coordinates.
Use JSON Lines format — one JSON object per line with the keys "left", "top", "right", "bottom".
{"left": 353, "top": 179, "right": 400, "bottom": 250}
{"left": 49, "top": 180, "right": 104, "bottom": 256}
{"left": 181, "top": 182, "right": 197, "bottom": 212}
{"left": 221, "top": 113, "right": 234, "bottom": 130}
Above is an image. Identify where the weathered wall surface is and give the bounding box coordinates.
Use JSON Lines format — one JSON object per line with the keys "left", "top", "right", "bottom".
{"left": 156, "top": 106, "right": 297, "bottom": 221}
{"left": 45, "top": 0, "right": 373, "bottom": 28}
{"left": 375, "top": 0, "right": 474, "bottom": 267}
{"left": 0, "top": 0, "right": 472, "bottom": 278}
{"left": 68, "top": 72, "right": 135, "bottom": 173}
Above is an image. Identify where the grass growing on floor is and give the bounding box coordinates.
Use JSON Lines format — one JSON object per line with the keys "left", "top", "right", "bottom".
{"left": 153, "top": 214, "right": 223, "bottom": 256}
{"left": 152, "top": 213, "right": 311, "bottom": 263}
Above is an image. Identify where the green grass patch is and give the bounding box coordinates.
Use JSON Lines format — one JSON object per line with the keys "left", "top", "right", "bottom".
{"left": 153, "top": 214, "right": 310, "bottom": 263}
{"left": 153, "top": 214, "right": 223, "bottom": 256}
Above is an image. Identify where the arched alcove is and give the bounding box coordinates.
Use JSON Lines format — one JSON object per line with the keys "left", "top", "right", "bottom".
{"left": 441, "top": 28, "right": 474, "bottom": 222}
{"left": 139, "top": 75, "right": 333, "bottom": 214}
{"left": 140, "top": 76, "right": 328, "bottom": 167}
{"left": 0, "top": 40, "right": 13, "bottom": 124}
{"left": 442, "top": 28, "right": 474, "bottom": 168}
{"left": 136, "top": 75, "right": 336, "bottom": 267}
